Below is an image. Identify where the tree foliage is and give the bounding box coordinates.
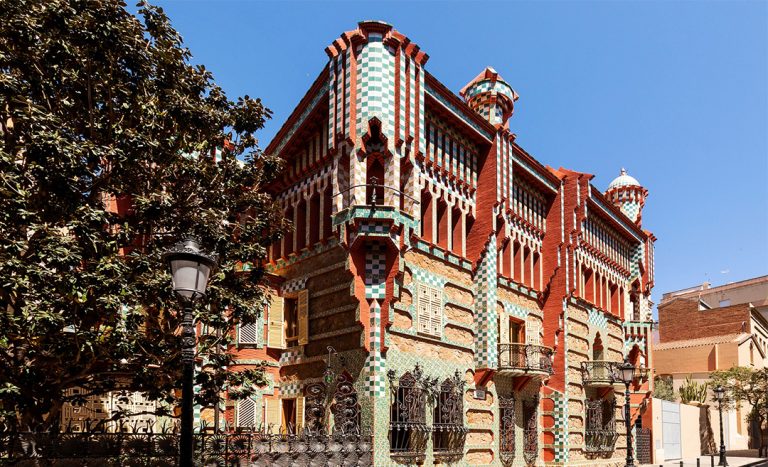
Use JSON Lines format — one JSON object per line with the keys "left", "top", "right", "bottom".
{"left": 710, "top": 366, "right": 768, "bottom": 433}
{"left": 0, "top": 0, "right": 285, "bottom": 429}
{"left": 653, "top": 375, "right": 676, "bottom": 402}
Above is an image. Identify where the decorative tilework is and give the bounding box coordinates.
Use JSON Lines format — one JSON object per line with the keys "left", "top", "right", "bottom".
{"left": 588, "top": 307, "right": 609, "bottom": 330}
{"left": 474, "top": 235, "right": 499, "bottom": 368}
{"left": 365, "top": 243, "right": 387, "bottom": 299}
{"left": 279, "top": 380, "right": 301, "bottom": 398}
{"left": 501, "top": 301, "right": 533, "bottom": 320}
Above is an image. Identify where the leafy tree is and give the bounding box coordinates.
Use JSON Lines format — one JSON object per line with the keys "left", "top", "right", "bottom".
{"left": 0, "top": 0, "right": 285, "bottom": 429}
{"left": 710, "top": 366, "right": 768, "bottom": 453}
{"left": 653, "top": 375, "right": 676, "bottom": 402}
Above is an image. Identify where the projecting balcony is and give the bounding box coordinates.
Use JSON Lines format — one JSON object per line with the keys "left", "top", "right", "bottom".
{"left": 497, "top": 344, "right": 554, "bottom": 377}
{"left": 580, "top": 361, "right": 621, "bottom": 387}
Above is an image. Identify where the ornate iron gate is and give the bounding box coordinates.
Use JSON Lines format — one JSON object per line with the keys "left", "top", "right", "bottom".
{"left": 636, "top": 427, "right": 652, "bottom": 464}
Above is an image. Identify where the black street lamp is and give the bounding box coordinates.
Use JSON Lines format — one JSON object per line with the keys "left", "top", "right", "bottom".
{"left": 713, "top": 385, "right": 728, "bottom": 466}
{"left": 619, "top": 358, "right": 636, "bottom": 467}
{"left": 164, "top": 237, "right": 217, "bottom": 467}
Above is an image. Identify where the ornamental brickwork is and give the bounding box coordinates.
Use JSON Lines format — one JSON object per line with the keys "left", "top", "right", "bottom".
{"left": 224, "top": 21, "right": 657, "bottom": 466}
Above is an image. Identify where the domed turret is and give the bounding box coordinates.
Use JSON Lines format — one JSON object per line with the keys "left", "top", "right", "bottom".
{"left": 605, "top": 168, "right": 648, "bottom": 226}
{"left": 460, "top": 67, "right": 518, "bottom": 128}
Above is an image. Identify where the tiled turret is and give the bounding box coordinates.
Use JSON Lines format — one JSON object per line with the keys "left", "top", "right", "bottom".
{"left": 460, "top": 67, "right": 518, "bottom": 128}
{"left": 605, "top": 168, "right": 648, "bottom": 227}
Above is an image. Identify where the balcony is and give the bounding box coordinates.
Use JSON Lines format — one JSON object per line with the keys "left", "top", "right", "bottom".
{"left": 580, "top": 361, "right": 620, "bottom": 387}
{"left": 497, "top": 344, "right": 553, "bottom": 377}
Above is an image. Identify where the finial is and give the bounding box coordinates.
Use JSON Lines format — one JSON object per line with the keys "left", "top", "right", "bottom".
{"left": 620, "top": 168, "right": 627, "bottom": 176}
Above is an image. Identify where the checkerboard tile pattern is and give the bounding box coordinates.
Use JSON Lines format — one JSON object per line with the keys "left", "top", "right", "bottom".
{"left": 279, "top": 380, "right": 302, "bottom": 398}
{"left": 588, "top": 307, "right": 609, "bottom": 330}
{"left": 552, "top": 391, "right": 569, "bottom": 463}
{"left": 502, "top": 301, "right": 532, "bottom": 320}
{"left": 474, "top": 235, "right": 499, "bottom": 368}
{"left": 279, "top": 347, "right": 302, "bottom": 366}
{"left": 365, "top": 300, "right": 386, "bottom": 397}
{"left": 365, "top": 243, "right": 387, "bottom": 299}
{"left": 281, "top": 277, "right": 307, "bottom": 295}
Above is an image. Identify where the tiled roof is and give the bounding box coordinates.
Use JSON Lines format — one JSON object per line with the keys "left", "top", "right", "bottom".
{"left": 655, "top": 333, "right": 749, "bottom": 351}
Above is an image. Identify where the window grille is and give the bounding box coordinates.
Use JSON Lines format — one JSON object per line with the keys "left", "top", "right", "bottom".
{"left": 585, "top": 398, "right": 618, "bottom": 453}
{"left": 499, "top": 396, "right": 516, "bottom": 463}
{"left": 416, "top": 283, "right": 442, "bottom": 337}
{"left": 238, "top": 322, "right": 259, "bottom": 345}
{"left": 433, "top": 371, "right": 467, "bottom": 461}
{"left": 388, "top": 365, "right": 432, "bottom": 461}
{"left": 523, "top": 397, "right": 539, "bottom": 466}
{"left": 331, "top": 371, "right": 361, "bottom": 435}
{"left": 237, "top": 398, "right": 257, "bottom": 428}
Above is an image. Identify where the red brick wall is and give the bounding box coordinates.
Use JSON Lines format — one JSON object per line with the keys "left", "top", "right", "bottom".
{"left": 658, "top": 298, "right": 751, "bottom": 342}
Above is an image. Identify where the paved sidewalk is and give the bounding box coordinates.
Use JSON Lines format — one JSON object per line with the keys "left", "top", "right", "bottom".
{"left": 643, "top": 455, "right": 767, "bottom": 467}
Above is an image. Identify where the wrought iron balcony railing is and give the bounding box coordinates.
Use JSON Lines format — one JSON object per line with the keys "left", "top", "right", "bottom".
{"left": 580, "top": 360, "right": 620, "bottom": 386}
{"left": 584, "top": 427, "right": 619, "bottom": 453}
{"left": 497, "top": 344, "right": 554, "bottom": 375}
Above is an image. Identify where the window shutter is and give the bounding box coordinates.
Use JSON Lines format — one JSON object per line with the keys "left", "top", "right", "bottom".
{"left": 526, "top": 320, "right": 541, "bottom": 345}
{"left": 263, "top": 398, "right": 281, "bottom": 433}
{"left": 298, "top": 289, "right": 309, "bottom": 345}
{"left": 267, "top": 294, "right": 285, "bottom": 349}
{"left": 416, "top": 283, "right": 442, "bottom": 337}
{"left": 417, "top": 284, "right": 431, "bottom": 335}
{"left": 238, "top": 322, "right": 258, "bottom": 345}
{"left": 295, "top": 396, "right": 305, "bottom": 433}
{"left": 429, "top": 285, "right": 442, "bottom": 337}
{"left": 237, "top": 398, "right": 256, "bottom": 427}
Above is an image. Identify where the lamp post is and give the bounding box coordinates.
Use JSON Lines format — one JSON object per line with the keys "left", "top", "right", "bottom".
{"left": 714, "top": 385, "right": 728, "bottom": 466}
{"left": 619, "top": 358, "right": 636, "bottom": 467}
{"left": 164, "top": 237, "right": 217, "bottom": 467}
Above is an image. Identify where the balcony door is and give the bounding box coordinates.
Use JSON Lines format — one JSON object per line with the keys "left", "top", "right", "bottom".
{"left": 507, "top": 319, "right": 524, "bottom": 344}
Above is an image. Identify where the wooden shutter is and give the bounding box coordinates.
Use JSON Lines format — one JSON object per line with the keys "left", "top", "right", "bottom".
{"left": 237, "top": 398, "right": 256, "bottom": 427}
{"left": 295, "top": 396, "right": 305, "bottom": 433}
{"left": 238, "top": 322, "right": 258, "bottom": 345}
{"left": 526, "top": 320, "right": 541, "bottom": 345}
{"left": 428, "top": 285, "right": 442, "bottom": 337}
{"left": 267, "top": 294, "right": 285, "bottom": 349}
{"left": 263, "top": 398, "right": 281, "bottom": 433}
{"left": 298, "top": 289, "right": 309, "bottom": 345}
{"left": 417, "top": 284, "right": 431, "bottom": 335}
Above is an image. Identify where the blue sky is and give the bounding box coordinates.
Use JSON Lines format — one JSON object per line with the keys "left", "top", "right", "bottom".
{"left": 153, "top": 1, "right": 767, "bottom": 311}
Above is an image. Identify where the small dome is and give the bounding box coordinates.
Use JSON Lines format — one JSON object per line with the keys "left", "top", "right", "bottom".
{"left": 608, "top": 168, "right": 641, "bottom": 190}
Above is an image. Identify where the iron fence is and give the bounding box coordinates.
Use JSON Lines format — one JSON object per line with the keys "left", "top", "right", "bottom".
{"left": 0, "top": 429, "right": 373, "bottom": 466}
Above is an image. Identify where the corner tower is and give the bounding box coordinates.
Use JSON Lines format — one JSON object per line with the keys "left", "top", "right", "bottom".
{"left": 460, "top": 67, "right": 519, "bottom": 128}
{"left": 605, "top": 168, "right": 648, "bottom": 226}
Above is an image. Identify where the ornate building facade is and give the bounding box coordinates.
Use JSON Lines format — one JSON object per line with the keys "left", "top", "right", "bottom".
{"left": 223, "top": 21, "right": 657, "bottom": 466}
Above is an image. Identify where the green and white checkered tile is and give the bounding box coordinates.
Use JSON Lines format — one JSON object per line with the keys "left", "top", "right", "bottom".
{"left": 281, "top": 277, "right": 307, "bottom": 295}
{"left": 365, "top": 243, "right": 387, "bottom": 299}
{"left": 279, "top": 380, "right": 302, "bottom": 398}
{"left": 279, "top": 347, "right": 302, "bottom": 365}
{"left": 502, "top": 301, "right": 532, "bottom": 320}
{"left": 552, "top": 391, "right": 569, "bottom": 463}
{"left": 409, "top": 265, "right": 448, "bottom": 289}
{"left": 588, "top": 307, "right": 609, "bottom": 330}
{"left": 473, "top": 235, "right": 498, "bottom": 368}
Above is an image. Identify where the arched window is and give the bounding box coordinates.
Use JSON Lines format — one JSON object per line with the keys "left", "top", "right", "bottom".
{"left": 236, "top": 397, "right": 257, "bottom": 429}
{"left": 585, "top": 397, "right": 617, "bottom": 453}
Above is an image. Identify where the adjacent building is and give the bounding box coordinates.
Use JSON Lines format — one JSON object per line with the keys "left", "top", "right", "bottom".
{"left": 223, "top": 21, "right": 657, "bottom": 466}
{"left": 655, "top": 275, "right": 768, "bottom": 451}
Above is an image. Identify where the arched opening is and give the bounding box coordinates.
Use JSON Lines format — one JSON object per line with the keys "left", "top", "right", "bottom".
{"left": 420, "top": 189, "right": 433, "bottom": 242}
{"left": 284, "top": 206, "right": 295, "bottom": 256}
{"left": 451, "top": 206, "right": 462, "bottom": 256}
{"left": 436, "top": 199, "right": 448, "bottom": 249}
{"left": 323, "top": 184, "right": 333, "bottom": 240}
{"left": 309, "top": 192, "right": 320, "bottom": 246}
{"left": 366, "top": 159, "right": 385, "bottom": 205}
{"left": 296, "top": 198, "right": 307, "bottom": 251}
{"left": 592, "top": 333, "right": 605, "bottom": 361}
{"left": 584, "top": 267, "right": 594, "bottom": 303}
{"left": 533, "top": 251, "right": 541, "bottom": 291}
{"left": 513, "top": 241, "right": 522, "bottom": 284}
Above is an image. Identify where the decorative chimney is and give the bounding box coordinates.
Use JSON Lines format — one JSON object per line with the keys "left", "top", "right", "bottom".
{"left": 605, "top": 168, "right": 648, "bottom": 226}
{"left": 460, "top": 67, "right": 518, "bottom": 128}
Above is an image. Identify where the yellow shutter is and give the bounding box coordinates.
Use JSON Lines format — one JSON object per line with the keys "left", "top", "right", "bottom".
{"left": 298, "top": 289, "right": 309, "bottom": 345}
{"left": 429, "top": 285, "right": 442, "bottom": 337}
{"left": 263, "top": 398, "right": 281, "bottom": 433}
{"left": 295, "top": 396, "right": 305, "bottom": 433}
{"left": 526, "top": 320, "right": 540, "bottom": 345}
{"left": 267, "top": 294, "right": 285, "bottom": 349}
